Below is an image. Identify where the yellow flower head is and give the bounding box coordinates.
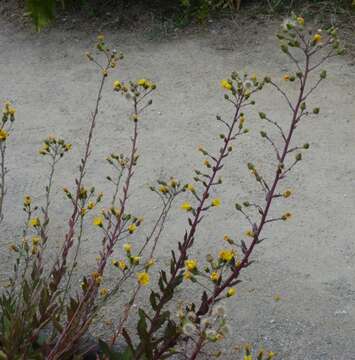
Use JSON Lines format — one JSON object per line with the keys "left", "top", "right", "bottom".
{"left": 245, "top": 230, "right": 255, "bottom": 238}
{"left": 283, "top": 74, "right": 290, "bottom": 81}
{"left": 313, "top": 33, "right": 322, "bottom": 43}
{"left": 221, "top": 79, "right": 232, "bottom": 91}
{"left": 137, "top": 271, "right": 150, "bottom": 286}
{"left": 132, "top": 256, "right": 141, "bottom": 265}
{"left": 227, "top": 287, "right": 237, "bottom": 297}
{"left": 267, "top": 351, "right": 276, "bottom": 359}
{"left": 137, "top": 79, "right": 147, "bottom": 86}
{"left": 210, "top": 272, "right": 220, "bottom": 282}
{"left": 181, "top": 201, "right": 192, "bottom": 212}
{"left": 211, "top": 198, "right": 221, "bottom": 207}
{"left": 0, "top": 129, "right": 9, "bottom": 142}
{"left": 30, "top": 217, "right": 40, "bottom": 227}
{"left": 113, "top": 80, "right": 122, "bottom": 90}
{"left": 91, "top": 271, "right": 102, "bottom": 285}
{"left": 169, "top": 178, "right": 178, "bottom": 188}
{"left": 100, "top": 287, "right": 109, "bottom": 297}
{"left": 282, "top": 190, "right": 292, "bottom": 198}
{"left": 185, "top": 259, "right": 198, "bottom": 271}
{"left": 146, "top": 258, "right": 155, "bottom": 268}
{"left": 87, "top": 201, "right": 95, "bottom": 210}
{"left": 159, "top": 185, "right": 169, "bottom": 194}
{"left": 31, "top": 236, "right": 41, "bottom": 246}
{"left": 123, "top": 243, "right": 132, "bottom": 253}
{"left": 297, "top": 17, "right": 304, "bottom": 26}
{"left": 128, "top": 223, "right": 137, "bottom": 234}
{"left": 203, "top": 159, "right": 211, "bottom": 167}
{"left": 223, "top": 234, "right": 232, "bottom": 243}
{"left": 24, "top": 195, "right": 32, "bottom": 206}
{"left": 183, "top": 271, "right": 192, "bottom": 281}
{"left": 282, "top": 212, "right": 292, "bottom": 221}
{"left": 251, "top": 73, "right": 257, "bottom": 81}
{"left": 119, "top": 260, "right": 127, "bottom": 271}
{"left": 65, "top": 144, "right": 72, "bottom": 151}
{"left": 218, "top": 249, "right": 235, "bottom": 262}
{"left": 93, "top": 216, "right": 104, "bottom": 227}
{"left": 186, "top": 184, "right": 195, "bottom": 193}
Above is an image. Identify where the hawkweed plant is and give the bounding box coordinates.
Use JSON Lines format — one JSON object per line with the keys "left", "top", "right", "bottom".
{"left": 0, "top": 15, "right": 344, "bottom": 360}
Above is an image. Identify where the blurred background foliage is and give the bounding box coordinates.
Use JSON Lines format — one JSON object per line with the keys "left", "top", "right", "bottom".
{"left": 24, "top": 0, "right": 355, "bottom": 31}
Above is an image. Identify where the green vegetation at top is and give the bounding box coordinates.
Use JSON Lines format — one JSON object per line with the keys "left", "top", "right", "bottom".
{"left": 25, "top": 0, "right": 354, "bottom": 31}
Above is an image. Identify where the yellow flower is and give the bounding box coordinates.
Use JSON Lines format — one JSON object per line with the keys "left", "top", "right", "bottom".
{"left": 185, "top": 259, "right": 198, "bottom": 271}
{"left": 30, "top": 217, "right": 40, "bottom": 227}
{"left": 297, "top": 17, "right": 304, "bottom": 26}
{"left": 123, "top": 243, "right": 132, "bottom": 253}
{"left": 24, "top": 195, "right": 32, "bottom": 206}
{"left": 245, "top": 230, "right": 254, "bottom": 238}
{"left": 211, "top": 198, "right": 221, "bottom": 207}
{"left": 251, "top": 73, "right": 257, "bottom": 81}
{"left": 137, "top": 271, "right": 150, "bottom": 286}
{"left": 169, "top": 178, "right": 178, "bottom": 188}
{"left": 100, "top": 287, "right": 109, "bottom": 297}
{"left": 159, "top": 185, "right": 169, "bottom": 194}
{"left": 113, "top": 80, "right": 122, "bottom": 90}
{"left": 186, "top": 184, "right": 195, "bottom": 192}
{"left": 119, "top": 260, "right": 127, "bottom": 271}
{"left": 244, "top": 356, "right": 252, "bottom": 360}
{"left": 203, "top": 159, "right": 211, "bottom": 167}
{"left": 218, "top": 249, "right": 235, "bottom": 262}
{"left": 282, "top": 212, "right": 292, "bottom": 221}
{"left": 31, "top": 236, "right": 41, "bottom": 246}
{"left": 210, "top": 272, "right": 220, "bottom": 282}
{"left": 221, "top": 79, "right": 232, "bottom": 91}
{"left": 128, "top": 223, "right": 137, "bottom": 234}
{"left": 0, "top": 129, "right": 9, "bottom": 141}
{"left": 313, "top": 33, "right": 322, "bottom": 43}
{"left": 93, "top": 216, "right": 104, "bottom": 227}
{"left": 183, "top": 271, "right": 192, "bottom": 280}
{"left": 132, "top": 256, "right": 141, "bottom": 265}
{"left": 91, "top": 271, "right": 102, "bottom": 285}
{"left": 137, "top": 79, "right": 147, "bottom": 86}
{"left": 283, "top": 74, "right": 290, "bottom": 81}
{"left": 112, "top": 259, "right": 119, "bottom": 267}
{"left": 181, "top": 202, "right": 192, "bottom": 211}
{"left": 146, "top": 258, "right": 155, "bottom": 267}
{"left": 227, "top": 288, "right": 237, "bottom": 297}
{"left": 282, "top": 190, "right": 292, "bottom": 198}
{"left": 267, "top": 351, "right": 276, "bottom": 359}
{"left": 87, "top": 201, "right": 95, "bottom": 210}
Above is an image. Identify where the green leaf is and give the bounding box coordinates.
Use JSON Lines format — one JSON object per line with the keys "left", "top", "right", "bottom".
{"left": 25, "top": 0, "right": 56, "bottom": 31}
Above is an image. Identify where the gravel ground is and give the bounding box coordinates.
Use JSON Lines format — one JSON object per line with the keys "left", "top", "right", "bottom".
{"left": 0, "top": 12, "right": 354, "bottom": 360}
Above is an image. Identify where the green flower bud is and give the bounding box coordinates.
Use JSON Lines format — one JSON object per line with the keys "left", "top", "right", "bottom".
{"left": 313, "top": 107, "right": 320, "bottom": 114}
{"left": 320, "top": 70, "right": 327, "bottom": 79}
{"left": 259, "top": 112, "right": 266, "bottom": 119}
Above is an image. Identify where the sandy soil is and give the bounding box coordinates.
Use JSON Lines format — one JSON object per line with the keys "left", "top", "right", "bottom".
{"left": 0, "top": 10, "right": 354, "bottom": 360}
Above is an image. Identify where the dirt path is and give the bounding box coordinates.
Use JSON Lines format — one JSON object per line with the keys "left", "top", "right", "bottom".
{"left": 0, "top": 14, "right": 354, "bottom": 359}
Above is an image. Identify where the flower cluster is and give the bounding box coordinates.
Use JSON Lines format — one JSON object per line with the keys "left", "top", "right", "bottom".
{"left": 39, "top": 135, "right": 72, "bottom": 156}
{"left": 86, "top": 34, "right": 124, "bottom": 77}
{"left": 0, "top": 101, "right": 16, "bottom": 142}
{"left": 178, "top": 304, "right": 231, "bottom": 346}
